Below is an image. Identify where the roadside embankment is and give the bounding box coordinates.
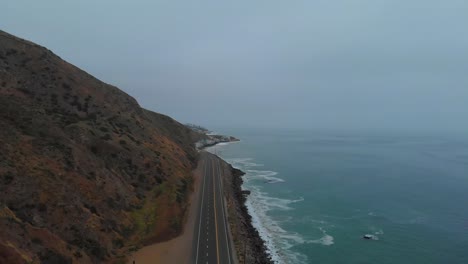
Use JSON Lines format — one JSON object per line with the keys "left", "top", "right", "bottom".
{"left": 127, "top": 157, "right": 205, "bottom": 264}
{"left": 213, "top": 154, "right": 273, "bottom": 264}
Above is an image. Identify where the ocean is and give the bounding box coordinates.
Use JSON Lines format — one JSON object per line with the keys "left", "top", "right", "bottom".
{"left": 207, "top": 129, "right": 468, "bottom": 264}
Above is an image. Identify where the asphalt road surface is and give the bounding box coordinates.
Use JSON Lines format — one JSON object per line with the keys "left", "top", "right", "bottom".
{"left": 192, "top": 152, "right": 233, "bottom": 264}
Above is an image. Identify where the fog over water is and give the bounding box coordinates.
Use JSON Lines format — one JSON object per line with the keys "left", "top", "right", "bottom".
{"left": 3, "top": 1, "right": 468, "bottom": 133}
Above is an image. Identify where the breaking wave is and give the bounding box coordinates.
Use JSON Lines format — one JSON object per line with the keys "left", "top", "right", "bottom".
{"left": 227, "top": 157, "right": 332, "bottom": 264}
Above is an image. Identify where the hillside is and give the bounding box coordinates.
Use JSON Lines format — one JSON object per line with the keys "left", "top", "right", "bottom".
{"left": 0, "top": 30, "right": 204, "bottom": 263}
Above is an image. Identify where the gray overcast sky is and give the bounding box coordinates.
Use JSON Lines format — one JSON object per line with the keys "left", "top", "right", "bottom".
{"left": 3, "top": 0, "right": 468, "bottom": 132}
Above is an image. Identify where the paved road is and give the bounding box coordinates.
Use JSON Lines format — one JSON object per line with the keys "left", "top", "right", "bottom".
{"left": 192, "top": 152, "right": 233, "bottom": 264}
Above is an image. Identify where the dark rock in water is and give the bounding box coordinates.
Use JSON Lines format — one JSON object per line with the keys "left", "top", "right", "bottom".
{"left": 241, "top": 190, "right": 251, "bottom": 196}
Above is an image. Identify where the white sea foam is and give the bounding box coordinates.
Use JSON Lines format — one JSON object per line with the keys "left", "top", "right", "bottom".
{"left": 226, "top": 157, "right": 333, "bottom": 264}
{"left": 245, "top": 195, "right": 309, "bottom": 264}
{"left": 246, "top": 169, "right": 285, "bottom": 184}
{"left": 308, "top": 227, "right": 335, "bottom": 246}
{"left": 374, "top": 229, "right": 384, "bottom": 235}
{"left": 204, "top": 140, "right": 240, "bottom": 153}
{"left": 319, "top": 234, "right": 335, "bottom": 245}
{"left": 310, "top": 234, "right": 335, "bottom": 246}
{"left": 229, "top": 158, "right": 264, "bottom": 167}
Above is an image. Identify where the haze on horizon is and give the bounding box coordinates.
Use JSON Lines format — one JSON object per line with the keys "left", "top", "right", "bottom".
{"left": 3, "top": 0, "right": 468, "bottom": 133}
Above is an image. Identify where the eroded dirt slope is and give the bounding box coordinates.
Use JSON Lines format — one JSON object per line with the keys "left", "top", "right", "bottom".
{"left": 0, "top": 30, "right": 203, "bottom": 263}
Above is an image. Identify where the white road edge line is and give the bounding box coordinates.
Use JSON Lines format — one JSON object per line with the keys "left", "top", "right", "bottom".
{"left": 195, "top": 160, "right": 207, "bottom": 264}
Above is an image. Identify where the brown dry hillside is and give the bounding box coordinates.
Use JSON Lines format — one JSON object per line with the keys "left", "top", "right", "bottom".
{"left": 0, "top": 30, "right": 205, "bottom": 263}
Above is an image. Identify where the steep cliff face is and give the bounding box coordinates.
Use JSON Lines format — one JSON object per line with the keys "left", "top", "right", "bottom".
{"left": 0, "top": 30, "right": 202, "bottom": 263}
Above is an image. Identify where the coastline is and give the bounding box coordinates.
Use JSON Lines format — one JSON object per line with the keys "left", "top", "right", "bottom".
{"left": 196, "top": 137, "right": 240, "bottom": 150}
{"left": 209, "top": 145, "right": 273, "bottom": 264}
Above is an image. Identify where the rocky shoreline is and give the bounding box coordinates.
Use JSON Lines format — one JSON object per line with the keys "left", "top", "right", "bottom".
{"left": 189, "top": 124, "right": 272, "bottom": 263}
{"left": 185, "top": 124, "right": 240, "bottom": 150}
{"left": 214, "top": 154, "right": 273, "bottom": 264}
{"left": 196, "top": 135, "right": 240, "bottom": 150}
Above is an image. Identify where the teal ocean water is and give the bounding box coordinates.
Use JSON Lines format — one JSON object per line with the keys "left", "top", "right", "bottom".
{"left": 208, "top": 129, "right": 468, "bottom": 264}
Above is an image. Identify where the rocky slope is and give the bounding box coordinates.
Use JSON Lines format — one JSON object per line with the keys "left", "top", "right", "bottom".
{"left": 215, "top": 155, "right": 273, "bottom": 264}
{"left": 0, "top": 30, "right": 204, "bottom": 263}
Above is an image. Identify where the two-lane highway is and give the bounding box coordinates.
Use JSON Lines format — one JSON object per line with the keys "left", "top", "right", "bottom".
{"left": 192, "top": 152, "right": 233, "bottom": 264}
